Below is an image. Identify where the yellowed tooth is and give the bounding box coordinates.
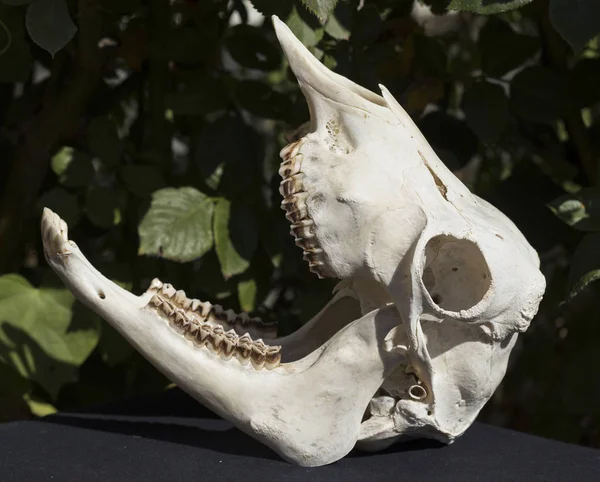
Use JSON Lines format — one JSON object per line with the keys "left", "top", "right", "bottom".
{"left": 209, "top": 325, "right": 225, "bottom": 351}
{"left": 195, "top": 324, "right": 212, "bottom": 347}
{"left": 149, "top": 294, "right": 162, "bottom": 307}
{"left": 279, "top": 173, "right": 304, "bottom": 197}
{"left": 174, "top": 311, "right": 188, "bottom": 328}
{"left": 220, "top": 329, "right": 238, "bottom": 360}
{"left": 148, "top": 278, "right": 163, "bottom": 292}
{"left": 278, "top": 154, "right": 303, "bottom": 179}
{"left": 161, "top": 283, "right": 176, "bottom": 298}
{"left": 160, "top": 300, "right": 175, "bottom": 317}
{"left": 265, "top": 345, "right": 282, "bottom": 370}
{"left": 174, "top": 290, "right": 189, "bottom": 306}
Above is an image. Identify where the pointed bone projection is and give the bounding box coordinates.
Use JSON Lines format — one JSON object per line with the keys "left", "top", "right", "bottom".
{"left": 42, "top": 16, "right": 546, "bottom": 466}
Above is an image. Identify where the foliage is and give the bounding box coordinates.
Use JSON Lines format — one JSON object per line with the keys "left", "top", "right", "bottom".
{"left": 0, "top": 0, "right": 599, "bottom": 449}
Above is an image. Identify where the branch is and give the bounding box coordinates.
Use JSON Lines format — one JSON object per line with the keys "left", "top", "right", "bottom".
{"left": 0, "top": 0, "right": 106, "bottom": 273}
{"left": 538, "top": 0, "right": 599, "bottom": 185}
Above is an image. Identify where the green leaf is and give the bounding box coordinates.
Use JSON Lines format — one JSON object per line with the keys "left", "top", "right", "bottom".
{"left": 214, "top": 198, "right": 258, "bottom": 279}
{"left": 225, "top": 25, "right": 281, "bottom": 71}
{"left": 25, "top": 0, "right": 77, "bottom": 56}
{"left": 87, "top": 117, "right": 123, "bottom": 167}
{"left": 51, "top": 147, "right": 94, "bottom": 188}
{"left": 548, "top": 187, "right": 600, "bottom": 232}
{"left": 549, "top": 0, "right": 600, "bottom": 53}
{"left": 238, "top": 278, "right": 257, "bottom": 312}
{"left": 479, "top": 17, "right": 539, "bottom": 77}
{"left": 286, "top": 4, "right": 324, "bottom": 48}
{"left": 567, "top": 232, "right": 600, "bottom": 300}
{"left": 85, "top": 187, "right": 123, "bottom": 229}
{"left": 301, "top": 0, "right": 338, "bottom": 20}
{"left": 248, "top": 0, "right": 294, "bottom": 17}
{"left": 462, "top": 81, "right": 509, "bottom": 144}
{"left": 448, "top": 0, "right": 532, "bottom": 15}
{"left": 0, "top": 274, "right": 100, "bottom": 398}
{"left": 39, "top": 187, "right": 80, "bottom": 227}
{"left": 0, "top": 4, "right": 32, "bottom": 82}
{"left": 121, "top": 165, "right": 165, "bottom": 197}
{"left": 138, "top": 187, "right": 215, "bottom": 262}
{"left": 510, "top": 66, "right": 566, "bottom": 124}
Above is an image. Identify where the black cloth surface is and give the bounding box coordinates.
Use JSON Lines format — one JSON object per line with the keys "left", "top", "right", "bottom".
{"left": 1, "top": 388, "right": 599, "bottom": 481}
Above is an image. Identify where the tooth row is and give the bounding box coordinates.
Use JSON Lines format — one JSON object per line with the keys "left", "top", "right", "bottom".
{"left": 148, "top": 295, "right": 281, "bottom": 370}
{"left": 276, "top": 144, "right": 328, "bottom": 280}
{"left": 146, "top": 279, "right": 277, "bottom": 337}
{"left": 279, "top": 138, "right": 304, "bottom": 161}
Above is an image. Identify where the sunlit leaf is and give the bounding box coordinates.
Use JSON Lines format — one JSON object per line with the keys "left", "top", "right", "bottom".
{"left": 448, "top": 0, "right": 532, "bottom": 14}
{"left": 0, "top": 275, "right": 100, "bottom": 398}
{"left": 25, "top": 0, "right": 77, "bottom": 56}
{"left": 548, "top": 188, "right": 600, "bottom": 232}
{"left": 301, "top": 0, "right": 338, "bottom": 20}
{"left": 214, "top": 198, "right": 258, "bottom": 279}
{"left": 286, "top": 5, "right": 324, "bottom": 48}
{"left": 138, "top": 187, "right": 215, "bottom": 262}
{"left": 238, "top": 278, "right": 257, "bottom": 312}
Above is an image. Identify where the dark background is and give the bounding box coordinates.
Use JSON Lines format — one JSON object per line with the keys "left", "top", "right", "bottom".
{"left": 1, "top": 0, "right": 600, "bottom": 450}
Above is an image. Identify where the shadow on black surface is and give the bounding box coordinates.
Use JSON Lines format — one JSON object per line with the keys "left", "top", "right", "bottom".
{"left": 42, "top": 386, "right": 445, "bottom": 464}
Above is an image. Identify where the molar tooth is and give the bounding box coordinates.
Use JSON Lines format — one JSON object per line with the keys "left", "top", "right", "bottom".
{"left": 284, "top": 204, "right": 309, "bottom": 224}
{"left": 209, "top": 326, "right": 225, "bottom": 351}
{"left": 265, "top": 346, "right": 282, "bottom": 370}
{"left": 195, "top": 324, "right": 212, "bottom": 346}
{"left": 303, "top": 248, "right": 323, "bottom": 263}
{"left": 149, "top": 294, "right": 162, "bottom": 307}
{"left": 279, "top": 139, "right": 303, "bottom": 160}
{"left": 174, "top": 290, "right": 189, "bottom": 307}
{"left": 224, "top": 309, "right": 237, "bottom": 323}
{"left": 278, "top": 154, "right": 303, "bottom": 179}
{"left": 159, "top": 300, "right": 175, "bottom": 317}
{"left": 279, "top": 173, "right": 304, "bottom": 197}
{"left": 174, "top": 311, "right": 188, "bottom": 328}
{"left": 148, "top": 278, "right": 163, "bottom": 292}
{"left": 281, "top": 192, "right": 308, "bottom": 212}
{"left": 190, "top": 300, "right": 212, "bottom": 320}
{"left": 220, "top": 329, "right": 238, "bottom": 360}
{"left": 290, "top": 219, "right": 315, "bottom": 240}
{"left": 161, "top": 283, "right": 176, "bottom": 299}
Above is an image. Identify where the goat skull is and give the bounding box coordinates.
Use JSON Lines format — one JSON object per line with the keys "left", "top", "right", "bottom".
{"left": 41, "top": 16, "right": 545, "bottom": 467}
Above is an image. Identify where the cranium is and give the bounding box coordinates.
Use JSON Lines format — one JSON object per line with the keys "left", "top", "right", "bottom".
{"left": 41, "top": 16, "right": 545, "bottom": 467}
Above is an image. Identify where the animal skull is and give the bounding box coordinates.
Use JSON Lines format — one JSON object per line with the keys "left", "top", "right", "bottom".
{"left": 41, "top": 16, "right": 545, "bottom": 467}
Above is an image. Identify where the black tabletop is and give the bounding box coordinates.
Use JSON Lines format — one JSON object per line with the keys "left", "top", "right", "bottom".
{"left": 0, "top": 388, "right": 598, "bottom": 481}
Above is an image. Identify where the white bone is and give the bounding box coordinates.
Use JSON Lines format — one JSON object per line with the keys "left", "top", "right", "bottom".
{"left": 41, "top": 15, "right": 546, "bottom": 467}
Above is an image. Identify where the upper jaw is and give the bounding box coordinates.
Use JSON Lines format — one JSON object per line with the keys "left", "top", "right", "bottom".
{"left": 278, "top": 139, "right": 329, "bottom": 278}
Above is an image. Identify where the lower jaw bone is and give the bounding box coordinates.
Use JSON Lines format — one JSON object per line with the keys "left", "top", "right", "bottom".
{"left": 41, "top": 208, "right": 405, "bottom": 467}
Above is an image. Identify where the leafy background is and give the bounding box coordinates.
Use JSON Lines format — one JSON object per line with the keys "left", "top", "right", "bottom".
{"left": 1, "top": 0, "right": 600, "bottom": 448}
